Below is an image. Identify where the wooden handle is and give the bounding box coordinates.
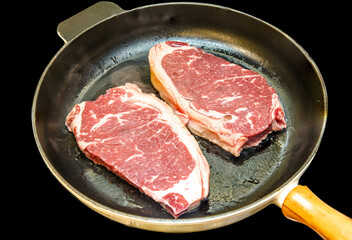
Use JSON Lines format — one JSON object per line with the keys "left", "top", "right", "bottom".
{"left": 282, "top": 185, "right": 352, "bottom": 239}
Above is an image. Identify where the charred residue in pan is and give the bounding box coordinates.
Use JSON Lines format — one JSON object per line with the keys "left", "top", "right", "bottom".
{"left": 196, "top": 129, "right": 287, "bottom": 214}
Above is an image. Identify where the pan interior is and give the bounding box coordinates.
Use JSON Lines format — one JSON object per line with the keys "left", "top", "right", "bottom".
{"left": 34, "top": 3, "right": 326, "bottom": 221}
{"left": 70, "top": 51, "right": 289, "bottom": 218}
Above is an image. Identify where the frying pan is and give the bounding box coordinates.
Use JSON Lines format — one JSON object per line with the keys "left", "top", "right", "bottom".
{"left": 32, "top": 1, "right": 352, "bottom": 237}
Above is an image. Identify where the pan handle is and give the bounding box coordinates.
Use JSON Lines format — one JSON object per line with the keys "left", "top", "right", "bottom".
{"left": 281, "top": 185, "right": 352, "bottom": 239}
{"left": 57, "top": 1, "right": 125, "bottom": 43}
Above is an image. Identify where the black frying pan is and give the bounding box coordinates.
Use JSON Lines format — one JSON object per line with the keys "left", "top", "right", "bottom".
{"left": 32, "top": 1, "right": 352, "bottom": 237}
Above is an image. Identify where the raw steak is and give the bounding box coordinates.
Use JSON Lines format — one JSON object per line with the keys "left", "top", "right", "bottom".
{"left": 65, "top": 83, "right": 209, "bottom": 218}
{"left": 149, "top": 41, "right": 286, "bottom": 157}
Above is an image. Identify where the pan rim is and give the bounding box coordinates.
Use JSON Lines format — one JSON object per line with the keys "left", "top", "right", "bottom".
{"left": 32, "top": 1, "right": 328, "bottom": 232}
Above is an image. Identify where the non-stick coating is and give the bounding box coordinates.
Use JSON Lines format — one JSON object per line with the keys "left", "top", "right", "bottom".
{"left": 33, "top": 3, "right": 326, "bottom": 223}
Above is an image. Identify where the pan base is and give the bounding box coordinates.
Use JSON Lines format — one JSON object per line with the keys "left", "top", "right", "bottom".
{"left": 70, "top": 51, "right": 288, "bottom": 219}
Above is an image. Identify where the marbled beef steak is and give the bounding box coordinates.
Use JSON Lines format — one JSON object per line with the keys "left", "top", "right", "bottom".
{"left": 149, "top": 41, "right": 287, "bottom": 157}
{"left": 65, "top": 83, "right": 210, "bottom": 218}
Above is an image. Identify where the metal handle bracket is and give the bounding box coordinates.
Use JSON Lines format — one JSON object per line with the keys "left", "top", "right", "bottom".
{"left": 57, "top": 1, "right": 124, "bottom": 43}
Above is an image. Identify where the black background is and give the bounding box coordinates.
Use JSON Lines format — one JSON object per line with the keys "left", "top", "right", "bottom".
{"left": 16, "top": 0, "right": 350, "bottom": 238}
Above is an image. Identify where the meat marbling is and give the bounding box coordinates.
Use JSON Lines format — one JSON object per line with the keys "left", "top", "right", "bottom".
{"left": 149, "top": 41, "right": 286, "bottom": 156}
{"left": 65, "top": 83, "right": 209, "bottom": 218}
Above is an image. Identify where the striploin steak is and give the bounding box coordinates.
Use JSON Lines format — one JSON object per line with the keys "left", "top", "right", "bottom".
{"left": 65, "top": 83, "right": 209, "bottom": 218}
{"left": 149, "top": 41, "right": 287, "bottom": 156}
